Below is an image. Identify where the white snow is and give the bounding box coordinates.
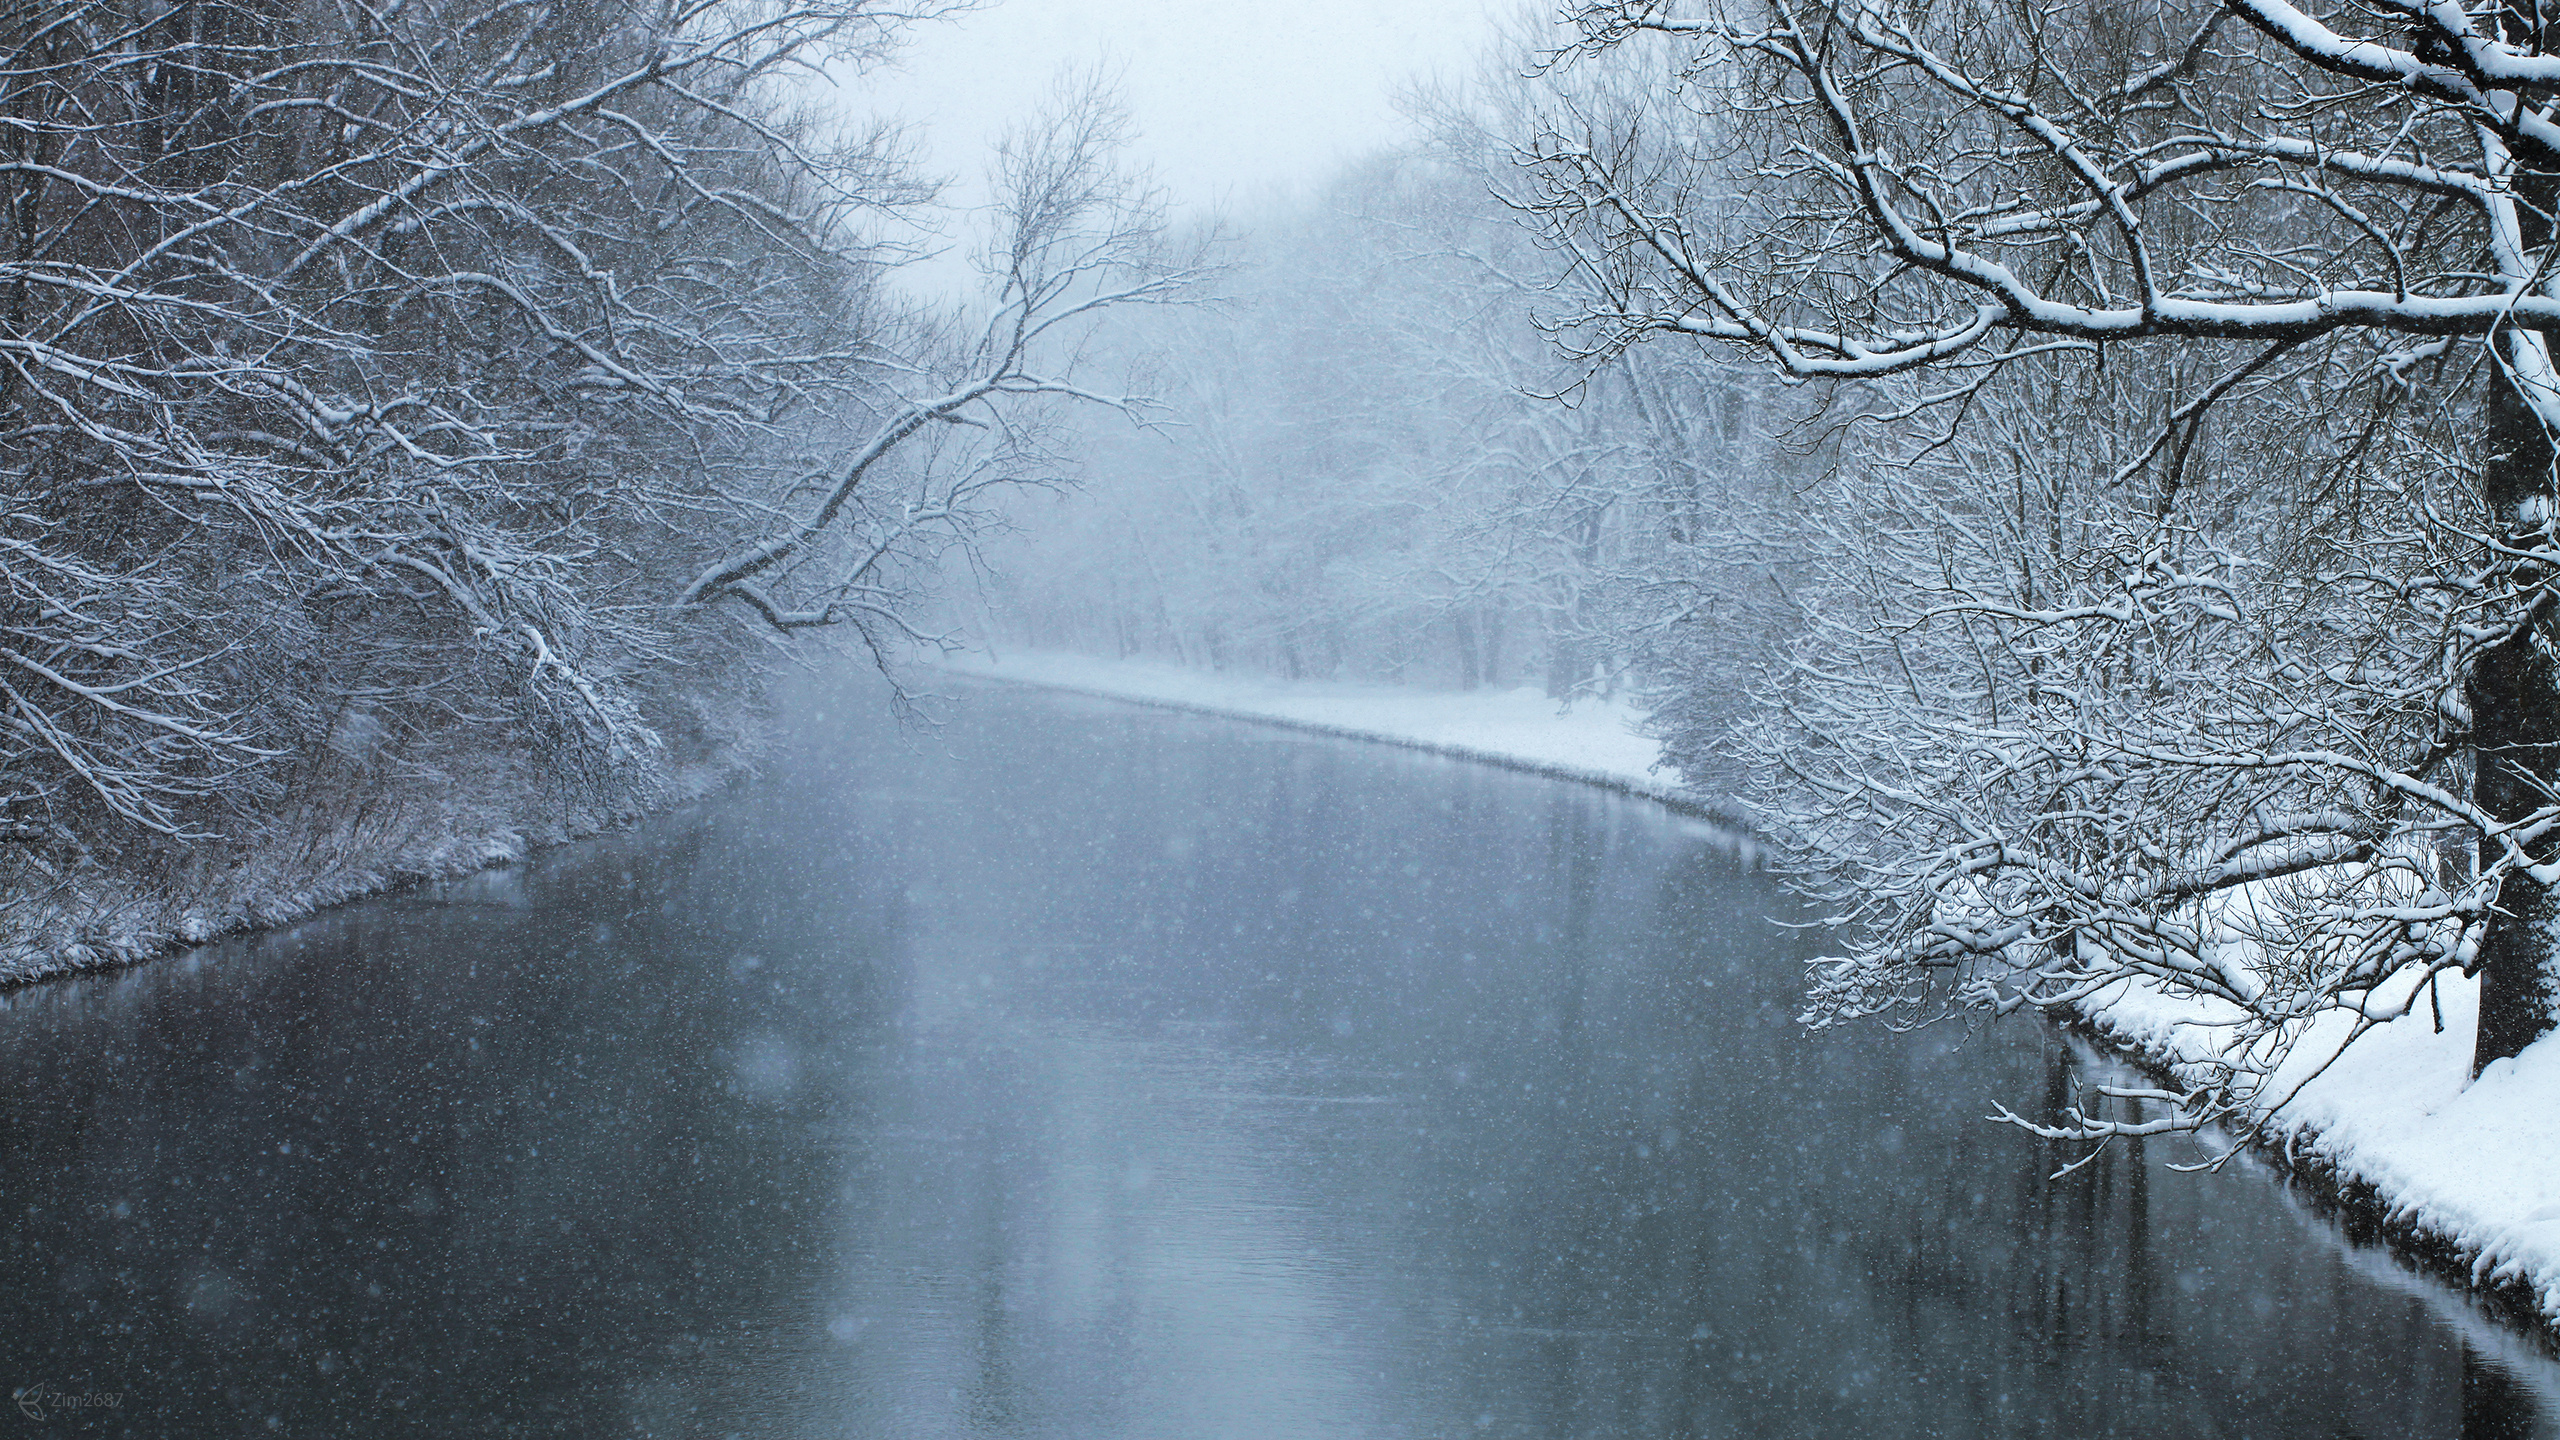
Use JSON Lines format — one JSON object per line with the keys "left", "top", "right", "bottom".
{"left": 931, "top": 649, "right": 1707, "bottom": 815}
{"left": 936, "top": 645, "right": 2560, "bottom": 1329}
{"left": 2093, "top": 957, "right": 2560, "bottom": 1325}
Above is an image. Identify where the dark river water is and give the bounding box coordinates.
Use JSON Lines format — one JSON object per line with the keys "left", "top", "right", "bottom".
{"left": 3, "top": 678, "right": 2557, "bottom": 1438}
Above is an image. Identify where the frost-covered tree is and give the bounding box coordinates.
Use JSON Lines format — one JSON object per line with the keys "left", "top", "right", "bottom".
{"left": 1, "top": 0, "right": 926, "bottom": 845}
{"left": 1524, "top": 0, "right": 2560, "bottom": 1099}
{"left": 677, "top": 85, "right": 1195, "bottom": 649}
{"left": 0, "top": 0, "right": 1185, "bottom": 961}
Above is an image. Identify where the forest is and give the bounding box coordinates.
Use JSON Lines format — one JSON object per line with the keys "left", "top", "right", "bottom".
{"left": 0, "top": 0, "right": 1189, "bottom": 971}
{"left": 8, "top": 0, "right": 2560, "bottom": 1146}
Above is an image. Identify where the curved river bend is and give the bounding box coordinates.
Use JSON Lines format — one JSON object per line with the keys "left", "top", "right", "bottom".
{"left": 2, "top": 679, "right": 2554, "bottom": 1438}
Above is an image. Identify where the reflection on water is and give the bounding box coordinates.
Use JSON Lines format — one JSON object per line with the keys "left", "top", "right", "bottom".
{"left": 0, "top": 676, "right": 2554, "bottom": 1437}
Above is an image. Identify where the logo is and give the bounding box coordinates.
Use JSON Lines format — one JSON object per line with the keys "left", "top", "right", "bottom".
{"left": 12, "top": 1385, "right": 124, "bottom": 1422}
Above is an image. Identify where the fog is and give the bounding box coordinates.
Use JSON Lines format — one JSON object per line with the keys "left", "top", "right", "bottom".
{"left": 895, "top": 3, "right": 2560, "bottom": 1398}
{"left": 857, "top": 0, "right": 1516, "bottom": 214}
{"left": 6, "top": 0, "right": 2560, "bottom": 1431}
{"left": 926, "top": 11, "right": 1796, "bottom": 800}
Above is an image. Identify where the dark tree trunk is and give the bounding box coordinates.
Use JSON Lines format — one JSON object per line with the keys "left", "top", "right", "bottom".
{"left": 1482, "top": 608, "right": 1504, "bottom": 687}
{"left": 1452, "top": 611, "right": 1481, "bottom": 691}
{"left": 2469, "top": 361, "right": 2560, "bottom": 1075}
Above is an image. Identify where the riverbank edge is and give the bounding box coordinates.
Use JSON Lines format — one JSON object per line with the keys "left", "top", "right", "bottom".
{"left": 2058, "top": 1006, "right": 2560, "bottom": 1353}
{"left": 938, "top": 651, "right": 2560, "bottom": 1353}
{"left": 928, "top": 660, "right": 1763, "bottom": 847}
{"left": 0, "top": 752, "right": 757, "bottom": 992}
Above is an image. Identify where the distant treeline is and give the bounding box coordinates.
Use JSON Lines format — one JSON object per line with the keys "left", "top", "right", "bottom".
{"left": 975, "top": 149, "right": 1803, "bottom": 805}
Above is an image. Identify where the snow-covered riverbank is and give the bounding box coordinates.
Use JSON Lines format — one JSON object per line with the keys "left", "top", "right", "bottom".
{"left": 0, "top": 731, "right": 758, "bottom": 989}
{"left": 933, "top": 649, "right": 1746, "bottom": 830}
{"left": 934, "top": 647, "right": 2560, "bottom": 1336}
{"left": 2086, "top": 964, "right": 2560, "bottom": 1331}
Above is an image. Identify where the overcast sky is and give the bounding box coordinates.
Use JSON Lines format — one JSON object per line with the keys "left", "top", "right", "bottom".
{"left": 846, "top": 0, "right": 1524, "bottom": 285}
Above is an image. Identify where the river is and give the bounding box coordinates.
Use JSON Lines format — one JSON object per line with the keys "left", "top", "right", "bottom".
{"left": 2, "top": 677, "right": 2554, "bottom": 1438}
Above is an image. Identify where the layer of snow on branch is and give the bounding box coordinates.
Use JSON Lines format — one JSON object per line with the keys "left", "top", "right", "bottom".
{"left": 932, "top": 649, "right": 1679, "bottom": 803}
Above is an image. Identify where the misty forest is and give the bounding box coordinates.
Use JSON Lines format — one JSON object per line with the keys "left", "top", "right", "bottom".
{"left": 5, "top": 0, "right": 2560, "bottom": 1435}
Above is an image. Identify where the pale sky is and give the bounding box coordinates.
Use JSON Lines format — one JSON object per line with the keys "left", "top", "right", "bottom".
{"left": 842, "top": 0, "right": 1524, "bottom": 283}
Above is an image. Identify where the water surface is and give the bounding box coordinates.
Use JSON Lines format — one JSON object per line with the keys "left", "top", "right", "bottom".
{"left": 2, "top": 678, "right": 2554, "bottom": 1437}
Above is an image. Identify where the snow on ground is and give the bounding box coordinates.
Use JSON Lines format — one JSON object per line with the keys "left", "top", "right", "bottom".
{"left": 934, "top": 645, "right": 2560, "bottom": 1332}
{"left": 931, "top": 648, "right": 1712, "bottom": 817}
{"left": 2094, "top": 962, "right": 2560, "bottom": 1325}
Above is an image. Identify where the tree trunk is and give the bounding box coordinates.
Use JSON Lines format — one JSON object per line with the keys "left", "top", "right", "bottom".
{"left": 1452, "top": 611, "right": 1481, "bottom": 691}
{"left": 1546, "top": 631, "right": 1582, "bottom": 702}
{"left": 2469, "top": 361, "right": 2560, "bottom": 1075}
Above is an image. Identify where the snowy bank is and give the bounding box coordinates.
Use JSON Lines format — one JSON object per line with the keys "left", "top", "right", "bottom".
{"left": 0, "top": 756, "right": 750, "bottom": 989}
{"left": 0, "top": 714, "right": 763, "bottom": 990}
{"left": 2087, "top": 964, "right": 2560, "bottom": 1333}
{"left": 935, "top": 646, "right": 2560, "bottom": 1340}
{"left": 931, "top": 649, "right": 1750, "bottom": 835}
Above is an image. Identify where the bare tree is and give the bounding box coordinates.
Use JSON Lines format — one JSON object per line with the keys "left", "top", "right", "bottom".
{"left": 3, "top": 0, "right": 928, "bottom": 837}
{"left": 1520, "top": 0, "right": 2560, "bottom": 1100}
{"left": 676, "top": 84, "right": 1198, "bottom": 654}
{"left": 0, "top": 0, "right": 1192, "bottom": 962}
